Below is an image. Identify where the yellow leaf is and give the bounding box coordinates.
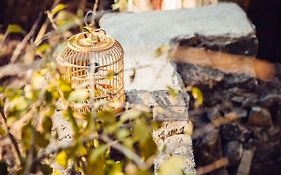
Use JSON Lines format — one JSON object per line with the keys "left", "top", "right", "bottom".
{"left": 78, "top": 145, "right": 87, "bottom": 157}
{"left": 120, "top": 109, "right": 142, "bottom": 123}
{"left": 0, "top": 126, "right": 7, "bottom": 136}
{"left": 154, "top": 44, "right": 169, "bottom": 58}
{"left": 89, "top": 145, "right": 107, "bottom": 163}
{"left": 6, "top": 24, "right": 24, "bottom": 34}
{"left": 55, "top": 151, "right": 67, "bottom": 168}
{"left": 167, "top": 86, "right": 179, "bottom": 98}
{"left": 68, "top": 89, "right": 89, "bottom": 102}
{"left": 51, "top": 4, "right": 66, "bottom": 16}
{"left": 9, "top": 96, "right": 28, "bottom": 111}
{"left": 36, "top": 44, "right": 50, "bottom": 54}
{"left": 106, "top": 70, "right": 115, "bottom": 80}
{"left": 31, "top": 72, "right": 45, "bottom": 89}
{"left": 159, "top": 156, "right": 185, "bottom": 175}
{"left": 191, "top": 87, "right": 203, "bottom": 108}
{"left": 52, "top": 169, "right": 61, "bottom": 175}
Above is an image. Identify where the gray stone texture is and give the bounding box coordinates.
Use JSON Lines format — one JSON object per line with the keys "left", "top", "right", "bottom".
{"left": 99, "top": 2, "right": 257, "bottom": 174}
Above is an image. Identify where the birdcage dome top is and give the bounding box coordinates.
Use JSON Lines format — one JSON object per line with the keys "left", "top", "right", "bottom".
{"left": 67, "top": 28, "right": 116, "bottom": 52}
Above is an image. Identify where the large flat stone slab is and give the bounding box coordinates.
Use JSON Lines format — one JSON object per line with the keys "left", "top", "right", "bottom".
{"left": 100, "top": 2, "right": 257, "bottom": 91}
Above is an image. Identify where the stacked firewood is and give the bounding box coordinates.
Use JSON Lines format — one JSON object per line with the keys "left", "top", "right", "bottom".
{"left": 171, "top": 36, "right": 281, "bottom": 175}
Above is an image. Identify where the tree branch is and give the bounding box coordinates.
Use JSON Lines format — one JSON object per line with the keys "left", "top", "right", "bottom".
{"left": 0, "top": 110, "right": 23, "bottom": 166}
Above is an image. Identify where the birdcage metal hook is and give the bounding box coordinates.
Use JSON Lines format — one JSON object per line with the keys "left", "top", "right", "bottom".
{"left": 84, "top": 10, "right": 96, "bottom": 27}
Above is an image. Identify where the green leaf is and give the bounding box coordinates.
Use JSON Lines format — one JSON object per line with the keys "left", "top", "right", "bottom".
{"left": 8, "top": 96, "right": 28, "bottom": 111}
{"left": 42, "top": 117, "right": 52, "bottom": 133}
{"left": 154, "top": 44, "right": 169, "bottom": 58}
{"left": 51, "top": 4, "right": 66, "bottom": 16}
{"left": 140, "top": 135, "right": 157, "bottom": 160}
{"left": 116, "top": 128, "right": 130, "bottom": 140}
{"left": 56, "top": 151, "right": 68, "bottom": 168}
{"left": 68, "top": 89, "right": 89, "bottom": 102}
{"left": 58, "top": 79, "right": 72, "bottom": 99}
{"left": 120, "top": 109, "right": 142, "bottom": 123}
{"left": 112, "top": 2, "right": 120, "bottom": 11}
{"left": 21, "top": 124, "right": 33, "bottom": 150}
{"left": 159, "top": 156, "right": 185, "bottom": 175}
{"left": 89, "top": 145, "right": 107, "bottom": 163}
{"left": 39, "top": 163, "right": 53, "bottom": 175}
{"left": 31, "top": 71, "right": 45, "bottom": 89}
{"left": 167, "top": 86, "right": 179, "bottom": 98}
{"left": 36, "top": 44, "right": 50, "bottom": 53}
{"left": 97, "top": 109, "right": 115, "bottom": 124}
{"left": 6, "top": 24, "right": 24, "bottom": 34}
{"left": 106, "top": 70, "right": 115, "bottom": 80}
{"left": 0, "top": 126, "right": 6, "bottom": 136}
{"left": 107, "top": 161, "right": 123, "bottom": 175}
{"left": 35, "top": 130, "right": 49, "bottom": 148}
{"left": 133, "top": 120, "right": 149, "bottom": 145}
{"left": 77, "top": 145, "right": 87, "bottom": 157}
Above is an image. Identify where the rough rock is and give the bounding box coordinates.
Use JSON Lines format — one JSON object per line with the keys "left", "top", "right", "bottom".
{"left": 100, "top": 2, "right": 256, "bottom": 91}
{"left": 125, "top": 90, "right": 189, "bottom": 121}
{"left": 223, "top": 141, "right": 243, "bottom": 166}
{"left": 153, "top": 135, "right": 196, "bottom": 175}
{"left": 248, "top": 107, "right": 272, "bottom": 127}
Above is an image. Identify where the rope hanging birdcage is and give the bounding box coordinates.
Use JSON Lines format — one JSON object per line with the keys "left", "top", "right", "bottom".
{"left": 56, "top": 11, "right": 125, "bottom": 111}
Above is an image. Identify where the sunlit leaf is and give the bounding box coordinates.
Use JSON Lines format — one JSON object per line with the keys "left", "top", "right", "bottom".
{"left": 97, "top": 109, "right": 115, "bottom": 124}
{"left": 0, "top": 126, "right": 6, "bottom": 136}
{"left": 116, "top": 128, "right": 130, "bottom": 140}
{"left": 75, "top": 145, "right": 87, "bottom": 157}
{"left": 56, "top": 151, "right": 68, "bottom": 168}
{"left": 21, "top": 124, "right": 33, "bottom": 150}
{"left": 89, "top": 145, "right": 107, "bottom": 163}
{"left": 108, "top": 161, "right": 123, "bottom": 175}
{"left": 31, "top": 71, "right": 45, "bottom": 89}
{"left": 36, "top": 44, "right": 50, "bottom": 54}
{"left": 8, "top": 96, "right": 28, "bottom": 111}
{"left": 141, "top": 135, "right": 157, "bottom": 160}
{"left": 55, "top": 11, "right": 80, "bottom": 32}
{"left": 24, "top": 85, "right": 34, "bottom": 100}
{"left": 106, "top": 70, "right": 115, "bottom": 80}
{"left": 68, "top": 89, "right": 89, "bottom": 102}
{"left": 112, "top": 2, "right": 120, "bottom": 11}
{"left": 35, "top": 130, "right": 49, "bottom": 148}
{"left": 167, "top": 86, "right": 179, "bottom": 98}
{"left": 154, "top": 44, "right": 169, "bottom": 58}
{"left": 42, "top": 116, "right": 52, "bottom": 133}
{"left": 51, "top": 4, "right": 66, "bottom": 16}
{"left": 120, "top": 109, "right": 142, "bottom": 123}
{"left": 159, "top": 156, "right": 185, "bottom": 175}
{"left": 191, "top": 86, "right": 203, "bottom": 108}
{"left": 6, "top": 24, "right": 24, "bottom": 34}
{"left": 133, "top": 120, "right": 149, "bottom": 145}
{"left": 58, "top": 79, "right": 72, "bottom": 99}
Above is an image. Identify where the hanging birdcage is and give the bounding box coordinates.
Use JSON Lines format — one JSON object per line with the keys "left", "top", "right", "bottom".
{"left": 56, "top": 26, "right": 125, "bottom": 111}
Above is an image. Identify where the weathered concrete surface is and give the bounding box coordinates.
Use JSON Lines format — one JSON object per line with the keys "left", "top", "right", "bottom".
{"left": 100, "top": 2, "right": 257, "bottom": 92}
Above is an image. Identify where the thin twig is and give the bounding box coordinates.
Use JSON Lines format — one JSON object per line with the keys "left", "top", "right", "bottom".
{"left": 101, "top": 134, "right": 148, "bottom": 169}
{"left": 0, "top": 110, "right": 23, "bottom": 166}
{"left": 10, "top": 14, "right": 42, "bottom": 63}
{"left": 93, "top": 0, "right": 100, "bottom": 12}
{"left": 197, "top": 157, "right": 229, "bottom": 175}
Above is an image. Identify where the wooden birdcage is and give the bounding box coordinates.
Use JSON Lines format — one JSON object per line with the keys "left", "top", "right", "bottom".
{"left": 56, "top": 27, "right": 125, "bottom": 111}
